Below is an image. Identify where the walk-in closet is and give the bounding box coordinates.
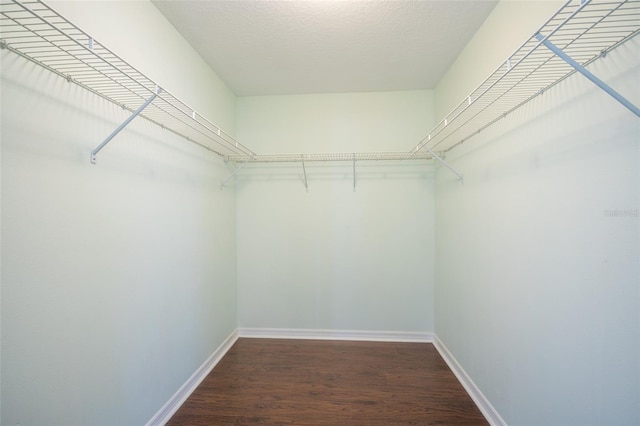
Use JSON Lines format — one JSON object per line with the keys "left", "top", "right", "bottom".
{"left": 1, "top": 0, "right": 638, "bottom": 424}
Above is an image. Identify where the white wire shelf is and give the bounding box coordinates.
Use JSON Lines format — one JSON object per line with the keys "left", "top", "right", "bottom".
{"left": 0, "top": 0, "right": 256, "bottom": 161}
{"left": 227, "top": 152, "right": 433, "bottom": 163}
{"left": 411, "top": 0, "right": 640, "bottom": 157}
{"left": 1, "top": 0, "right": 638, "bottom": 170}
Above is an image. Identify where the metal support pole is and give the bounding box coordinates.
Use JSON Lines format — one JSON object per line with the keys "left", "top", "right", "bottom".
{"left": 220, "top": 162, "right": 246, "bottom": 190}
{"left": 536, "top": 32, "right": 640, "bottom": 117}
{"left": 421, "top": 145, "right": 464, "bottom": 182}
{"left": 91, "top": 87, "right": 160, "bottom": 163}
{"left": 301, "top": 156, "right": 308, "bottom": 191}
{"left": 352, "top": 154, "right": 356, "bottom": 192}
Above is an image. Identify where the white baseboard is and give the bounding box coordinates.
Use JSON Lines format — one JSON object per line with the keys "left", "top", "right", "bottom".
{"left": 433, "top": 335, "right": 506, "bottom": 426}
{"left": 238, "top": 327, "right": 434, "bottom": 342}
{"left": 147, "top": 328, "right": 503, "bottom": 426}
{"left": 146, "top": 329, "right": 239, "bottom": 426}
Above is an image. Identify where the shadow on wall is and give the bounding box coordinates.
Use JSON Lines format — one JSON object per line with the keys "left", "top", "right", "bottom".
{"left": 2, "top": 54, "right": 230, "bottom": 191}
{"left": 439, "top": 52, "right": 639, "bottom": 187}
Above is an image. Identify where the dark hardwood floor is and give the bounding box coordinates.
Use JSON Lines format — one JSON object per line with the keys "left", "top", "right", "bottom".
{"left": 167, "top": 338, "right": 488, "bottom": 425}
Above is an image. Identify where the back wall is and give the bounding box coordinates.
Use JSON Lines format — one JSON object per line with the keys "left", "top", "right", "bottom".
{"left": 235, "top": 91, "right": 436, "bottom": 333}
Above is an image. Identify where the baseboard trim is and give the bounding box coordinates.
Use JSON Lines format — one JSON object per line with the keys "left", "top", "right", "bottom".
{"left": 146, "top": 329, "right": 239, "bottom": 426}
{"left": 237, "top": 327, "right": 434, "bottom": 342}
{"left": 433, "top": 335, "right": 506, "bottom": 426}
{"left": 147, "top": 328, "right": 503, "bottom": 426}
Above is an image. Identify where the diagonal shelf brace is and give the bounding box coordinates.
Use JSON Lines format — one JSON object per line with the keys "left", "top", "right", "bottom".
{"left": 535, "top": 32, "right": 640, "bottom": 118}
{"left": 421, "top": 145, "right": 464, "bottom": 182}
{"left": 220, "top": 161, "right": 247, "bottom": 190}
{"left": 301, "top": 156, "right": 308, "bottom": 191}
{"left": 91, "top": 86, "right": 161, "bottom": 164}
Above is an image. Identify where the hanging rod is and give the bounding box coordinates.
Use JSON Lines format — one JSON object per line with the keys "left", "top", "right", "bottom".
{"left": 412, "top": 0, "right": 640, "bottom": 156}
{"left": 0, "top": 0, "right": 256, "bottom": 162}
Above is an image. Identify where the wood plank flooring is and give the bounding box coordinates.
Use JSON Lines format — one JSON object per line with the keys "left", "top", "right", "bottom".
{"left": 167, "top": 338, "right": 488, "bottom": 425}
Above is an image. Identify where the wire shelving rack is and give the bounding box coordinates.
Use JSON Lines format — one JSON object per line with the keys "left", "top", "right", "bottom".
{"left": 410, "top": 0, "right": 640, "bottom": 158}
{"left": 1, "top": 0, "right": 638, "bottom": 172}
{"left": 0, "top": 0, "right": 256, "bottom": 162}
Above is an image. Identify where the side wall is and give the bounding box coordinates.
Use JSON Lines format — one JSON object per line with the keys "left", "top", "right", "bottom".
{"left": 435, "top": 0, "right": 562, "bottom": 121}
{"left": 236, "top": 91, "right": 436, "bottom": 333}
{"left": 0, "top": 2, "right": 238, "bottom": 425}
{"left": 435, "top": 13, "right": 640, "bottom": 426}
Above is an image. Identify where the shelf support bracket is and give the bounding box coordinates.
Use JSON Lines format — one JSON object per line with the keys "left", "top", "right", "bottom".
{"left": 301, "top": 156, "right": 308, "bottom": 191}
{"left": 421, "top": 145, "right": 463, "bottom": 182}
{"left": 90, "top": 86, "right": 160, "bottom": 164}
{"left": 352, "top": 154, "right": 356, "bottom": 192}
{"left": 220, "top": 161, "right": 247, "bottom": 190}
{"left": 535, "top": 32, "right": 640, "bottom": 117}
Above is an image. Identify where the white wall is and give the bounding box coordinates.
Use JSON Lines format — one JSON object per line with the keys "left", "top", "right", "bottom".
{"left": 4, "top": 0, "right": 636, "bottom": 424}
{"left": 435, "top": 29, "right": 639, "bottom": 426}
{"left": 1, "top": 1, "right": 238, "bottom": 425}
{"left": 236, "top": 91, "right": 436, "bottom": 333}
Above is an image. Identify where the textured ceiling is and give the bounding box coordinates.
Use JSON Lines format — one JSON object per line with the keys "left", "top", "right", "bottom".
{"left": 152, "top": 0, "right": 497, "bottom": 96}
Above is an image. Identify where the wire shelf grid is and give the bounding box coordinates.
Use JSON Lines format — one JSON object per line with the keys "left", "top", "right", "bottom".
{"left": 411, "top": 0, "right": 640, "bottom": 156}
{"left": 227, "top": 152, "right": 434, "bottom": 164}
{"left": 1, "top": 0, "right": 637, "bottom": 166}
{"left": 0, "top": 0, "right": 256, "bottom": 160}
